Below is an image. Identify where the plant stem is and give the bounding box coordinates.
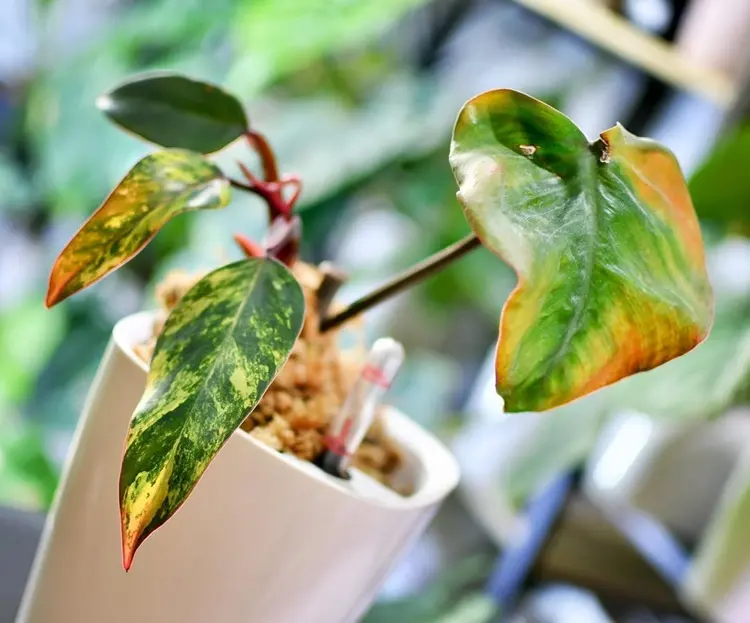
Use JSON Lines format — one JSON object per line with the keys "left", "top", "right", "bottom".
{"left": 229, "top": 178, "right": 260, "bottom": 195}
{"left": 246, "top": 130, "right": 279, "bottom": 182}
{"left": 230, "top": 174, "right": 290, "bottom": 222}
{"left": 316, "top": 262, "right": 349, "bottom": 317}
{"left": 320, "top": 233, "right": 481, "bottom": 332}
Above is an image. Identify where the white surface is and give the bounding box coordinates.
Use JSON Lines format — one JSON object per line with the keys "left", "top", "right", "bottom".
{"left": 676, "top": 0, "right": 750, "bottom": 83}
{"left": 684, "top": 436, "right": 750, "bottom": 623}
{"left": 583, "top": 411, "right": 750, "bottom": 543}
{"left": 17, "top": 311, "right": 459, "bottom": 623}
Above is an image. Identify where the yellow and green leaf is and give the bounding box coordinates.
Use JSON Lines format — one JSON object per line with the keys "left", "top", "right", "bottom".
{"left": 119, "top": 258, "right": 304, "bottom": 570}
{"left": 46, "top": 149, "right": 230, "bottom": 307}
{"left": 450, "top": 89, "right": 713, "bottom": 412}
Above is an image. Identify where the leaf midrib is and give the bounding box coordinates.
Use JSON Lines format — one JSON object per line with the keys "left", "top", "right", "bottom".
{"left": 149, "top": 259, "right": 267, "bottom": 484}
{"left": 59, "top": 169, "right": 224, "bottom": 293}
{"left": 115, "top": 95, "right": 243, "bottom": 132}
{"left": 520, "top": 153, "right": 599, "bottom": 393}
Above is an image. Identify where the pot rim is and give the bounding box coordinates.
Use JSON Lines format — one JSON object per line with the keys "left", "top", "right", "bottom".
{"left": 113, "top": 310, "right": 460, "bottom": 510}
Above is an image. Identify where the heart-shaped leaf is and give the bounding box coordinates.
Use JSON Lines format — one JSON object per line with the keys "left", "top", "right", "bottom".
{"left": 450, "top": 89, "right": 713, "bottom": 412}
{"left": 97, "top": 72, "right": 248, "bottom": 153}
{"left": 46, "top": 149, "right": 230, "bottom": 307}
{"left": 119, "top": 258, "right": 304, "bottom": 569}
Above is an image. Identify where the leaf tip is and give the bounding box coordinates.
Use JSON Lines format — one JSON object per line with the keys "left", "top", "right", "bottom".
{"left": 234, "top": 233, "right": 264, "bottom": 258}
{"left": 95, "top": 93, "right": 113, "bottom": 113}
{"left": 122, "top": 549, "right": 134, "bottom": 572}
{"left": 120, "top": 514, "right": 140, "bottom": 572}
{"left": 45, "top": 278, "right": 65, "bottom": 308}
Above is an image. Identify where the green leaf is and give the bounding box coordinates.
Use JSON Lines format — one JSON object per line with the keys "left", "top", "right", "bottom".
{"left": 230, "top": 0, "right": 434, "bottom": 94}
{"left": 450, "top": 89, "right": 713, "bottom": 412}
{"left": 471, "top": 287, "right": 750, "bottom": 514}
{"left": 46, "top": 149, "right": 230, "bottom": 306}
{"left": 0, "top": 414, "right": 59, "bottom": 511}
{"left": 363, "top": 554, "right": 496, "bottom": 623}
{"left": 0, "top": 299, "right": 66, "bottom": 404}
{"left": 689, "top": 124, "right": 750, "bottom": 234}
{"left": 119, "top": 258, "right": 304, "bottom": 569}
{"left": 687, "top": 447, "right": 750, "bottom": 609}
{"left": 97, "top": 72, "right": 248, "bottom": 153}
{"left": 604, "top": 299, "right": 750, "bottom": 420}
{"left": 0, "top": 151, "right": 36, "bottom": 214}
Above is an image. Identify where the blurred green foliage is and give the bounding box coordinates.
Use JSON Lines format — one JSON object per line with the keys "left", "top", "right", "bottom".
{"left": 230, "top": 0, "right": 433, "bottom": 94}
{"left": 690, "top": 124, "right": 750, "bottom": 236}
{"left": 363, "top": 554, "right": 497, "bottom": 623}
{"left": 0, "top": 415, "right": 58, "bottom": 510}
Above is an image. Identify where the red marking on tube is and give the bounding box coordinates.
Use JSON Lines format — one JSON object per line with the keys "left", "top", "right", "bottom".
{"left": 361, "top": 364, "right": 390, "bottom": 388}
{"left": 324, "top": 419, "right": 353, "bottom": 456}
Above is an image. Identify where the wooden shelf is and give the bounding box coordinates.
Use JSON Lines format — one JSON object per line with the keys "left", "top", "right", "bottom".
{"left": 511, "top": 0, "right": 737, "bottom": 109}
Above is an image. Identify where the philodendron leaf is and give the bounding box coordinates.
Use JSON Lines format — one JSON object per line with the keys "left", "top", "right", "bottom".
{"left": 97, "top": 72, "right": 248, "bottom": 153}
{"left": 119, "top": 258, "right": 304, "bottom": 570}
{"left": 46, "top": 149, "right": 230, "bottom": 306}
{"left": 605, "top": 302, "right": 750, "bottom": 421}
{"left": 450, "top": 89, "right": 713, "bottom": 412}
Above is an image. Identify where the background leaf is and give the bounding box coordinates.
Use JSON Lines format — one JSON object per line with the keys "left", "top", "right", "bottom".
{"left": 450, "top": 89, "right": 713, "bottom": 412}
{"left": 46, "top": 149, "right": 230, "bottom": 306}
{"left": 0, "top": 151, "right": 36, "bottom": 215}
{"left": 689, "top": 124, "right": 750, "bottom": 235}
{"left": 119, "top": 258, "right": 304, "bottom": 569}
{"left": 363, "top": 554, "right": 496, "bottom": 623}
{"left": 686, "top": 445, "right": 750, "bottom": 612}
{"left": 97, "top": 72, "right": 249, "bottom": 154}
{"left": 0, "top": 300, "right": 66, "bottom": 405}
{"left": 229, "top": 0, "right": 434, "bottom": 94}
{"left": 0, "top": 414, "right": 58, "bottom": 511}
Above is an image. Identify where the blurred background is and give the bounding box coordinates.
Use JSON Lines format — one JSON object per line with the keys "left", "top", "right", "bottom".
{"left": 2, "top": 0, "right": 750, "bottom": 621}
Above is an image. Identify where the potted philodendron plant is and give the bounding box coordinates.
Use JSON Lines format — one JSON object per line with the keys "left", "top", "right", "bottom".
{"left": 17, "top": 73, "right": 713, "bottom": 623}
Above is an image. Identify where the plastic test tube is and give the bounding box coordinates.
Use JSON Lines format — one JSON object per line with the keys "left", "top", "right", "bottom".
{"left": 318, "top": 338, "right": 405, "bottom": 478}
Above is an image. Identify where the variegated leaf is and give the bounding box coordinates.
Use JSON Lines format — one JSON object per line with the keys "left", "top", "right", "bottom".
{"left": 46, "top": 150, "right": 230, "bottom": 307}
{"left": 450, "top": 89, "right": 713, "bottom": 412}
{"left": 119, "top": 258, "right": 304, "bottom": 569}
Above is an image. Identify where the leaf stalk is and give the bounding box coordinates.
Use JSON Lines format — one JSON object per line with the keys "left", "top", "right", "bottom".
{"left": 320, "top": 233, "right": 481, "bottom": 332}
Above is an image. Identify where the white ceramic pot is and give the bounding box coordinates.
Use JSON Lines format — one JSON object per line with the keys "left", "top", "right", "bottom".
{"left": 16, "top": 311, "right": 460, "bottom": 623}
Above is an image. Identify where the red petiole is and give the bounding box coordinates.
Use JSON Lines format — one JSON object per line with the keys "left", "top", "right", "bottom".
{"left": 230, "top": 129, "right": 303, "bottom": 266}
{"left": 233, "top": 233, "right": 264, "bottom": 259}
